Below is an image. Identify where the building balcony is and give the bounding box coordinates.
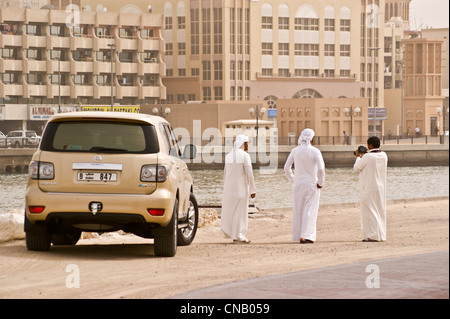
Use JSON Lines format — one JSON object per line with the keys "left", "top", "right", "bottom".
{"left": 0, "top": 59, "right": 22, "bottom": 73}
{"left": 47, "top": 84, "right": 70, "bottom": 98}
{"left": 70, "top": 34, "right": 93, "bottom": 50}
{"left": 23, "top": 59, "right": 46, "bottom": 73}
{"left": 116, "top": 62, "right": 138, "bottom": 75}
{"left": 70, "top": 85, "right": 94, "bottom": 98}
{"left": 23, "top": 83, "right": 47, "bottom": 97}
{"left": 138, "top": 62, "right": 160, "bottom": 76}
{"left": 117, "top": 38, "right": 138, "bottom": 52}
{"left": 22, "top": 34, "right": 46, "bottom": 48}
{"left": 93, "top": 84, "right": 115, "bottom": 99}
{"left": 138, "top": 85, "right": 160, "bottom": 99}
{"left": 47, "top": 60, "right": 70, "bottom": 73}
{"left": 0, "top": 33, "right": 23, "bottom": 47}
{"left": 138, "top": 38, "right": 160, "bottom": 52}
{"left": 70, "top": 60, "right": 93, "bottom": 73}
{"left": 46, "top": 34, "right": 70, "bottom": 49}
{"left": 116, "top": 85, "right": 138, "bottom": 99}
{"left": 0, "top": 84, "right": 23, "bottom": 96}
{"left": 93, "top": 61, "right": 112, "bottom": 74}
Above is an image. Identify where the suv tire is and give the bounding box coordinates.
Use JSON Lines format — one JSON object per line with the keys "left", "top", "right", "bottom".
{"left": 25, "top": 216, "right": 51, "bottom": 251}
{"left": 154, "top": 198, "right": 178, "bottom": 257}
{"left": 177, "top": 193, "right": 198, "bottom": 246}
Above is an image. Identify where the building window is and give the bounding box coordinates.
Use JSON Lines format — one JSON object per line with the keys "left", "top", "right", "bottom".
{"left": 165, "top": 43, "right": 173, "bottom": 56}
{"left": 166, "top": 69, "right": 173, "bottom": 77}
{"left": 214, "top": 61, "right": 223, "bottom": 80}
{"left": 340, "top": 70, "right": 351, "bottom": 77}
{"left": 340, "top": 44, "right": 350, "bottom": 56}
{"left": 178, "top": 69, "right": 186, "bottom": 76}
{"left": 165, "top": 17, "right": 173, "bottom": 30}
{"left": 324, "top": 69, "right": 335, "bottom": 77}
{"left": 295, "top": 44, "right": 319, "bottom": 56}
{"left": 262, "top": 43, "right": 273, "bottom": 55}
{"left": 214, "top": 8, "right": 222, "bottom": 54}
{"left": 202, "top": 9, "right": 211, "bottom": 54}
{"left": 230, "top": 61, "right": 235, "bottom": 80}
{"left": 278, "top": 69, "right": 290, "bottom": 77}
{"left": 245, "top": 61, "right": 250, "bottom": 80}
{"left": 191, "top": 68, "right": 199, "bottom": 76}
{"left": 324, "top": 19, "right": 335, "bottom": 31}
{"left": 324, "top": 44, "right": 335, "bottom": 56}
{"left": 191, "top": 9, "right": 200, "bottom": 55}
{"left": 203, "top": 87, "right": 212, "bottom": 100}
{"left": 202, "top": 61, "right": 211, "bottom": 81}
{"left": 238, "top": 61, "right": 243, "bottom": 80}
{"left": 214, "top": 86, "right": 223, "bottom": 100}
{"left": 279, "top": 43, "right": 289, "bottom": 56}
{"left": 295, "top": 18, "right": 319, "bottom": 31}
{"left": 178, "top": 16, "right": 186, "bottom": 29}
{"left": 278, "top": 17, "right": 289, "bottom": 30}
{"left": 262, "top": 68, "right": 273, "bottom": 76}
{"left": 178, "top": 43, "right": 186, "bottom": 55}
{"left": 262, "top": 16, "right": 272, "bottom": 29}
{"left": 230, "top": 8, "right": 235, "bottom": 54}
{"left": 340, "top": 19, "right": 351, "bottom": 32}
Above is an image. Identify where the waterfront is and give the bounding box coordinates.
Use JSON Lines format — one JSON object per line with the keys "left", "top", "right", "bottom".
{"left": 1, "top": 166, "right": 448, "bottom": 213}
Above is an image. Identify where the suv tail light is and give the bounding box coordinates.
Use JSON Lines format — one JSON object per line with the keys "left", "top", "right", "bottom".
{"left": 140, "top": 164, "right": 169, "bottom": 182}
{"left": 30, "top": 161, "right": 55, "bottom": 180}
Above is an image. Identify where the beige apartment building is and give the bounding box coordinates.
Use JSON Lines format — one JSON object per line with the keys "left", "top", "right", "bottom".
{"left": 82, "top": 0, "right": 385, "bottom": 138}
{"left": 0, "top": 4, "right": 165, "bottom": 131}
{"left": 402, "top": 37, "right": 445, "bottom": 137}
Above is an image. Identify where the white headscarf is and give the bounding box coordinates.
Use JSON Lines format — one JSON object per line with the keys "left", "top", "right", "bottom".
{"left": 298, "top": 128, "right": 315, "bottom": 145}
{"left": 234, "top": 135, "right": 249, "bottom": 150}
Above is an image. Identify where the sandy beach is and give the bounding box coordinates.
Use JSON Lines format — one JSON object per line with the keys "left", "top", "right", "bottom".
{"left": 0, "top": 197, "right": 448, "bottom": 299}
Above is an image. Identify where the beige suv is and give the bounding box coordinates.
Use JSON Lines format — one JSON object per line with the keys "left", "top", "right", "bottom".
{"left": 25, "top": 112, "right": 198, "bottom": 257}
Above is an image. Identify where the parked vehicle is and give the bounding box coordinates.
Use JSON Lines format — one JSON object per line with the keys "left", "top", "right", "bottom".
{"left": 6, "top": 130, "right": 41, "bottom": 148}
{"left": 0, "top": 131, "right": 11, "bottom": 148}
{"left": 25, "top": 112, "right": 198, "bottom": 257}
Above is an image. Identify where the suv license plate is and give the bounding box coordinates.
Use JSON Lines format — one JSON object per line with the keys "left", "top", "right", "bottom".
{"left": 78, "top": 172, "right": 117, "bottom": 182}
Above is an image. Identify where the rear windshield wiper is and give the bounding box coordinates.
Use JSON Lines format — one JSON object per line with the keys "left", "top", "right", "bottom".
{"left": 88, "top": 146, "right": 128, "bottom": 153}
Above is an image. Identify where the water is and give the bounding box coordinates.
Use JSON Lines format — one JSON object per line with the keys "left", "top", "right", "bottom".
{"left": 1, "top": 166, "right": 448, "bottom": 213}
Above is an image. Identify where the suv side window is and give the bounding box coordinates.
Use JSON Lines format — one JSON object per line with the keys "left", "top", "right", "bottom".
{"left": 160, "top": 124, "right": 181, "bottom": 157}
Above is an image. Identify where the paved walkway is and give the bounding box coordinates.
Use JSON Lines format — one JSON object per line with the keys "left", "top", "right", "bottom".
{"left": 171, "top": 250, "right": 449, "bottom": 299}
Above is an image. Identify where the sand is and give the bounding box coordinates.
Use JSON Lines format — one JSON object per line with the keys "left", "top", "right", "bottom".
{"left": 0, "top": 198, "right": 448, "bottom": 299}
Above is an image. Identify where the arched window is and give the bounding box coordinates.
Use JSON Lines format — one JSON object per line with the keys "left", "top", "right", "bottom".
{"left": 292, "top": 88, "right": 323, "bottom": 99}
{"left": 264, "top": 95, "right": 278, "bottom": 108}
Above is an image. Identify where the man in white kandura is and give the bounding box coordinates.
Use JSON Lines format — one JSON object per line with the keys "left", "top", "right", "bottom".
{"left": 353, "top": 136, "right": 388, "bottom": 242}
{"left": 284, "top": 129, "right": 325, "bottom": 244}
{"left": 221, "top": 135, "right": 256, "bottom": 244}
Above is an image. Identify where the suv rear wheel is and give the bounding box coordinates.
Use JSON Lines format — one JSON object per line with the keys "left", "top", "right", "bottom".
{"left": 177, "top": 193, "right": 198, "bottom": 246}
{"left": 153, "top": 198, "right": 178, "bottom": 257}
{"left": 25, "top": 216, "right": 51, "bottom": 251}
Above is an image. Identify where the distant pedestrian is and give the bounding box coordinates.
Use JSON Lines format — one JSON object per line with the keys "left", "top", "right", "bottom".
{"left": 284, "top": 129, "right": 325, "bottom": 244}
{"left": 221, "top": 135, "right": 256, "bottom": 244}
{"left": 343, "top": 131, "right": 349, "bottom": 145}
{"left": 353, "top": 136, "right": 388, "bottom": 242}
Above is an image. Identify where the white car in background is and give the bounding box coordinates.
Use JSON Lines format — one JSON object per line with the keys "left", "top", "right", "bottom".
{"left": 0, "top": 131, "right": 11, "bottom": 148}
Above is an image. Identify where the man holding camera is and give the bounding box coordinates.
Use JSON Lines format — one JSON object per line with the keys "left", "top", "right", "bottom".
{"left": 353, "top": 136, "right": 388, "bottom": 242}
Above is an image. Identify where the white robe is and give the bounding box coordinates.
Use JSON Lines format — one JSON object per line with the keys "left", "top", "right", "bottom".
{"left": 221, "top": 148, "right": 256, "bottom": 240}
{"left": 284, "top": 144, "right": 325, "bottom": 242}
{"left": 353, "top": 150, "right": 388, "bottom": 241}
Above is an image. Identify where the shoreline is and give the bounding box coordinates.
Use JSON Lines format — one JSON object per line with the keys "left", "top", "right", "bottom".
{"left": 0, "top": 196, "right": 448, "bottom": 299}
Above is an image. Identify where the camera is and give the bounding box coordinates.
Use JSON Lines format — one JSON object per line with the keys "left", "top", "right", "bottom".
{"left": 354, "top": 145, "right": 368, "bottom": 156}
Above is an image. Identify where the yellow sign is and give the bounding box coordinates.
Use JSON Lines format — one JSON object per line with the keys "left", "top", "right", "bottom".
{"left": 82, "top": 105, "right": 140, "bottom": 113}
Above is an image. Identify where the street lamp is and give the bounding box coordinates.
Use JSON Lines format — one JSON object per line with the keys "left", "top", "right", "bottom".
{"left": 107, "top": 43, "right": 116, "bottom": 110}
{"left": 249, "top": 105, "right": 266, "bottom": 147}
{"left": 369, "top": 47, "right": 380, "bottom": 137}
{"left": 343, "top": 105, "right": 361, "bottom": 145}
{"left": 152, "top": 106, "right": 171, "bottom": 118}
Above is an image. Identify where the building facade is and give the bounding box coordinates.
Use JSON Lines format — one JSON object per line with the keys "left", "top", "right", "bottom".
{"left": 402, "top": 37, "right": 444, "bottom": 136}
{"left": 0, "top": 5, "right": 166, "bottom": 131}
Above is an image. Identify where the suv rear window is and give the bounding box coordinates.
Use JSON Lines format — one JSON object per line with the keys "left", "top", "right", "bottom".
{"left": 40, "top": 121, "right": 159, "bottom": 154}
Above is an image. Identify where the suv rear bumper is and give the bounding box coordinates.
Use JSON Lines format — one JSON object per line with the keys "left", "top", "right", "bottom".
{"left": 25, "top": 184, "right": 175, "bottom": 227}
